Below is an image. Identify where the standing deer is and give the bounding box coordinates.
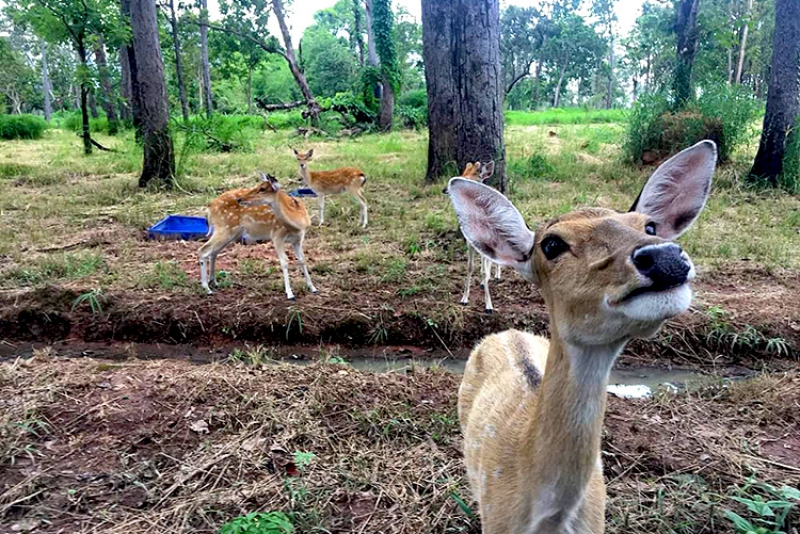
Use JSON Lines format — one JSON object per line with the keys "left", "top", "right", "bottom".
{"left": 444, "top": 161, "right": 502, "bottom": 312}
{"left": 199, "top": 172, "right": 317, "bottom": 300}
{"left": 292, "top": 148, "right": 368, "bottom": 228}
{"left": 449, "top": 141, "right": 716, "bottom": 533}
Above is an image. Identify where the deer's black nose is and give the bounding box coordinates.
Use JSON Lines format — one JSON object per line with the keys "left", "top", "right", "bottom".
{"left": 236, "top": 198, "right": 243, "bottom": 205}
{"left": 632, "top": 244, "right": 690, "bottom": 289}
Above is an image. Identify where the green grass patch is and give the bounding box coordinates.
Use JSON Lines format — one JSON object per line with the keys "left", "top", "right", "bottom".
{"left": 505, "top": 108, "right": 626, "bottom": 126}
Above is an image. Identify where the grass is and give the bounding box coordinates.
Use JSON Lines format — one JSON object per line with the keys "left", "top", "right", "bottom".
{"left": 505, "top": 107, "right": 627, "bottom": 125}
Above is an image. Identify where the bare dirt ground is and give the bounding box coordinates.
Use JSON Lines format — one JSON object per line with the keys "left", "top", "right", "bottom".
{"left": 1, "top": 354, "right": 798, "bottom": 533}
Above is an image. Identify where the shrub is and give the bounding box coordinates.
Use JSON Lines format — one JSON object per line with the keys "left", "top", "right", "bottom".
{"left": 265, "top": 110, "right": 306, "bottom": 130}
{"left": 625, "top": 86, "right": 760, "bottom": 164}
{"left": 62, "top": 112, "right": 112, "bottom": 135}
{"left": 398, "top": 88, "right": 427, "bottom": 109}
{"left": 179, "top": 115, "right": 262, "bottom": 152}
{"left": 396, "top": 105, "right": 427, "bottom": 129}
{"left": 0, "top": 114, "right": 48, "bottom": 140}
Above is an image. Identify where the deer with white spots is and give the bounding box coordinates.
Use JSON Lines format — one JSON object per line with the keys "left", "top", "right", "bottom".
{"left": 198, "top": 172, "right": 317, "bottom": 300}
{"left": 444, "top": 160, "right": 502, "bottom": 312}
{"left": 292, "top": 148, "right": 368, "bottom": 228}
{"left": 449, "top": 141, "right": 716, "bottom": 533}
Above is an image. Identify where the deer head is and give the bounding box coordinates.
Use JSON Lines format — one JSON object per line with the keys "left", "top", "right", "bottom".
{"left": 237, "top": 172, "right": 281, "bottom": 208}
{"left": 447, "top": 141, "right": 716, "bottom": 346}
{"left": 443, "top": 160, "right": 496, "bottom": 194}
{"left": 292, "top": 148, "right": 315, "bottom": 171}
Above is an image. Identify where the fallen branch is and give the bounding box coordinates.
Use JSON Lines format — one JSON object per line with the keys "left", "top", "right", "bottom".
{"left": 258, "top": 100, "right": 305, "bottom": 111}
{"left": 91, "top": 138, "right": 115, "bottom": 152}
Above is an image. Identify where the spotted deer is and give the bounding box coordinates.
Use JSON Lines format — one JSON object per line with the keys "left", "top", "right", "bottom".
{"left": 292, "top": 148, "right": 368, "bottom": 228}
{"left": 199, "top": 172, "right": 317, "bottom": 300}
{"left": 449, "top": 141, "right": 716, "bottom": 533}
{"left": 444, "top": 161, "right": 502, "bottom": 312}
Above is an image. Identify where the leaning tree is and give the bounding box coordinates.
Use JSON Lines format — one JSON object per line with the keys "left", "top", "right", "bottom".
{"left": 421, "top": 0, "right": 506, "bottom": 191}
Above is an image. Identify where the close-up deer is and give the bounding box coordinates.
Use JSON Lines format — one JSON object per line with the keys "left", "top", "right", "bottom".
{"left": 292, "top": 148, "right": 369, "bottom": 228}
{"left": 449, "top": 141, "right": 716, "bottom": 533}
{"left": 198, "top": 172, "right": 318, "bottom": 300}
{"left": 444, "top": 161, "right": 502, "bottom": 312}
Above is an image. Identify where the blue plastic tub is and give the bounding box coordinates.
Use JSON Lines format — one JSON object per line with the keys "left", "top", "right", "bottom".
{"left": 147, "top": 215, "right": 209, "bottom": 241}
{"left": 289, "top": 187, "right": 318, "bottom": 198}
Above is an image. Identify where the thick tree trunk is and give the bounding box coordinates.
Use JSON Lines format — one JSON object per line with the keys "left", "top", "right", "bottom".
{"left": 673, "top": 0, "right": 701, "bottom": 108}
{"left": 735, "top": 0, "right": 753, "bottom": 85}
{"left": 748, "top": 0, "right": 800, "bottom": 185}
{"left": 272, "top": 0, "right": 321, "bottom": 126}
{"left": 200, "top": 0, "right": 213, "bottom": 116}
{"left": 121, "top": 0, "right": 143, "bottom": 139}
{"left": 119, "top": 45, "right": 133, "bottom": 121}
{"left": 353, "top": 0, "right": 365, "bottom": 67}
{"left": 94, "top": 37, "right": 120, "bottom": 134}
{"left": 379, "top": 76, "right": 394, "bottom": 130}
{"left": 77, "top": 40, "right": 92, "bottom": 155}
{"left": 553, "top": 65, "right": 566, "bottom": 108}
{"left": 168, "top": 0, "right": 190, "bottom": 123}
{"left": 421, "top": 0, "right": 506, "bottom": 191}
{"left": 41, "top": 40, "right": 52, "bottom": 122}
{"left": 130, "top": 0, "right": 175, "bottom": 187}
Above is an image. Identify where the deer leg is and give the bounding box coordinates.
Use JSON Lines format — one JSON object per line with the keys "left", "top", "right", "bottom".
{"left": 461, "top": 246, "right": 475, "bottom": 305}
{"left": 355, "top": 191, "right": 368, "bottom": 228}
{"left": 199, "top": 229, "right": 239, "bottom": 294}
{"left": 483, "top": 256, "right": 494, "bottom": 313}
{"left": 480, "top": 253, "right": 486, "bottom": 289}
{"left": 274, "top": 238, "right": 295, "bottom": 300}
{"left": 494, "top": 262, "right": 501, "bottom": 281}
{"left": 292, "top": 241, "right": 318, "bottom": 294}
{"left": 318, "top": 194, "right": 325, "bottom": 226}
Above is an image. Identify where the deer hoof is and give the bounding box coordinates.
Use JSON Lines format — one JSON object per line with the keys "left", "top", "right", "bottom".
{"left": 288, "top": 296, "right": 296, "bottom": 301}
{"left": 485, "top": 308, "right": 493, "bottom": 315}
{"left": 312, "top": 289, "right": 319, "bottom": 294}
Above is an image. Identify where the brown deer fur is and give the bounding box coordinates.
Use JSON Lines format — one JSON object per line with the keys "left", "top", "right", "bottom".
{"left": 450, "top": 141, "right": 717, "bottom": 533}
{"left": 199, "top": 173, "right": 317, "bottom": 300}
{"left": 293, "top": 148, "right": 368, "bottom": 228}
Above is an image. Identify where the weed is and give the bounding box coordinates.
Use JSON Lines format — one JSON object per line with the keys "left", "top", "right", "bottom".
{"left": 721, "top": 479, "right": 800, "bottom": 534}
{"left": 285, "top": 308, "right": 303, "bottom": 340}
{"left": 228, "top": 345, "right": 276, "bottom": 366}
{"left": 137, "top": 261, "right": 189, "bottom": 290}
{"left": 71, "top": 288, "right": 105, "bottom": 314}
{"left": 220, "top": 511, "right": 293, "bottom": 534}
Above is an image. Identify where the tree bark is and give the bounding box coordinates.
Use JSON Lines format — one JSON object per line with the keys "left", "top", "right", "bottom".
{"left": 364, "top": 0, "right": 382, "bottom": 100}
{"left": 94, "top": 37, "right": 120, "bottom": 134}
{"left": 673, "top": 0, "right": 701, "bottom": 108}
{"left": 121, "top": 0, "right": 143, "bottom": 139}
{"left": 200, "top": 0, "right": 212, "bottom": 116}
{"left": 130, "top": 0, "right": 175, "bottom": 187}
{"left": 606, "top": 32, "right": 614, "bottom": 109}
{"left": 421, "top": 0, "right": 506, "bottom": 191}
{"left": 168, "top": 0, "right": 190, "bottom": 123}
{"left": 353, "top": 0, "right": 365, "bottom": 67}
{"left": 553, "top": 64, "right": 566, "bottom": 108}
{"left": 272, "top": 0, "right": 321, "bottom": 126}
{"left": 247, "top": 66, "right": 254, "bottom": 114}
{"left": 89, "top": 89, "right": 99, "bottom": 119}
{"left": 531, "top": 60, "right": 542, "bottom": 109}
{"left": 119, "top": 44, "right": 133, "bottom": 121}
{"left": 41, "top": 40, "right": 52, "bottom": 122}
{"left": 748, "top": 0, "right": 800, "bottom": 185}
{"left": 735, "top": 0, "right": 753, "bottom": 84}
{"left": 77, "top": 39, "right": 92, "bottom": 155}
{"left": 379, "top": 75, "right": 394, "bottom": 130}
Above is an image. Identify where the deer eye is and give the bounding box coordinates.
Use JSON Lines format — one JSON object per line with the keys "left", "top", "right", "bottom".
{"left": 645, "top": 221, "right": 657, "bottom": 236}
{"left": 259, "top": 187, "right": 267, "bottom": 192}
{"left": 541, "top": 235, "right": 569, "bottom": 261}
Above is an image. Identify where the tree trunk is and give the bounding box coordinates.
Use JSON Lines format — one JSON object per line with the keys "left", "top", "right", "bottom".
{"left": 94, "top": 37, "right": 120, "bottom": 134}
{"left": 353, "top": 0, "right": 365, "bottom": 67}
{"left": 553, "top": 65, "right": 566, "bottom": 108}
{"left": 379, "top": 75, "right": 394, "bottom": 130}
{"left": 247, "top": 66, "right": 254, "bottom": 115}
{"left": 727, "top": 47, "right": 733, "bottom": 84}
{"left": 673, "top": 0, "right": 701, "bottom": 108}
{"left": 121, "top": 0, "right": 143, "bottom": 139}
{"left": 168, "top": 0, "right": 190, "bottom": 123}
{"left": 77, "top": 39, "right": 92, "bottom": 155}
{"left": 200, "top": 0, "right": 213, "bottom": 116}
{"left": 606, "top": 32, "right": 614, "bottom": 109}
{"left": 364, "top": 0, "right": 382, "bottom": 100}
{"left": 89, "top": 90, "right": 99, "bottom": 119}
{"left": 421, "top": 0, "right": 506, "bottom": 191}
{"left": 272, "top": 0, "right": 321, "bottom": 126}
{"left": 119, "top": 44, "right": 133, "bottom": 121}
{"left": 41, "top": 40, "right": 52, "bottom": 122}
{"left": 531, "top": 60, "right": 542, "bottom": 109}
{"left": 130, "top": 0, "right": 175, "bottom": 187}
{"left": 748, "top": 0, "right": 800, "bottom": 185}
{"left": 735, "top": 0, "right": 753, "bottom": 84}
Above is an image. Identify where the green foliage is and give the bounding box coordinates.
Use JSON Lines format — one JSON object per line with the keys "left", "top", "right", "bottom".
{"left": 505, "top": 108, "right": 625, "bottom": 125}
{"left": 372, "top": 0, "right": 401, "bottom": 94}
{"left": 302, "top": 27, "right": 359, "bottom": 98}
{"left": 0, "top": 114, "right": 48, "bottom": 140}
{"left": 396, "top": 105, "right": 426, "bottom": 129}
{"left": 179, "top": 115, "right": 263, "bottom": 153}
{"left": 219, "top": 511, "right": 293, "bottom": 534}
{"left": 624, "top": 86, "right": 761, "bottom": 164}
{"left": 398, "top": 89, "right": 427, "bottom": 109}
{"left": 62, "top": 111, "right": 112, "bottom": 134}
{"left": 326, "top": 91, "right": 377, "bottom": 126}
{"left": 779, "top": 128, "right": 800, "bottom": 193}
{"left": 722, "top": 480, "right": 799, "bottom": 534}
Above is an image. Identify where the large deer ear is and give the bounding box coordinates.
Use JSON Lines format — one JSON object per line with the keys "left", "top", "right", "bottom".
{"left": 630, "top": 140, "right": 716, "bottom": 240}
{"left": 462, "top": 162, "right": 474, "bottom": 176}
{"left": 448, "top": 177, "right": 536, "bottom": 282}
{"left": 306, "top": 149, "right": 314, "bottom": 158}
{"left": 480, "top": 160, "right": 495, "bottom": 183}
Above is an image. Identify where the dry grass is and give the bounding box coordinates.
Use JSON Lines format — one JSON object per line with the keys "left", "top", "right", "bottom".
{"left": 1, "top": 354, "right": 798, "bottom": 533}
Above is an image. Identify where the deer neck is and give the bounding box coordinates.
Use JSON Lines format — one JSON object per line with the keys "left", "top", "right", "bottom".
{"left": 270, "top": 190, "right": 305, "bottom": 231}
{"left": 521, "top": 325, "right": 625, "bottom": 527}
{"left": 299, "top": 164, "right": 312, "bottom": 185}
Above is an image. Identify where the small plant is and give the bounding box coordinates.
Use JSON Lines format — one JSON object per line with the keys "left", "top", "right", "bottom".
{"left": 285, "top": 308, "right": 303, "bottom": 340}
{"left": 71, "top": 288, "right": 105, "bottom": 314}
{"left": 722, "top": 480, "right": 799, "bottom": 534}
{"left": 219, "top": 511, "right": 293, "bottom": 534}
{"left": 292, "top": 451, "right": 316, "bottom": 472}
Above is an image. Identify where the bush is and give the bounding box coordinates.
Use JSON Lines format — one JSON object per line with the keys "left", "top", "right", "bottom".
{"left": 62, "top": 111, "right": 113, "bottom": 135}
{"left": 265, "top": 110, "right": 306, "bottom": 130}
{"left": 396, "top": 105, "right": 427, "bottom": 129}
{"left": 0, "top": 114, "right": 48, "bottom": 140}
{"left": 179, "top": 115, "right": 262, "bottom": 153}
{"left": 398, "top": 88, "right": 427, "bottom": 109}
{"left": 625, "top": 86, "right": 760, "bottom": 164}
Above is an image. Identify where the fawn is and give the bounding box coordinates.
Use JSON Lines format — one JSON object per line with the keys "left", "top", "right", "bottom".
{"left": 449, "top": 141, "right": 716, "bottom": 533}
{"left": 198, "top": 172, "right": 317, "bottom": 300}
{"left": 292, "top": 148, "right": 368, "bottom": 228}
{"left": 444, "top": 161, "right": 502, "bottom": 312}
